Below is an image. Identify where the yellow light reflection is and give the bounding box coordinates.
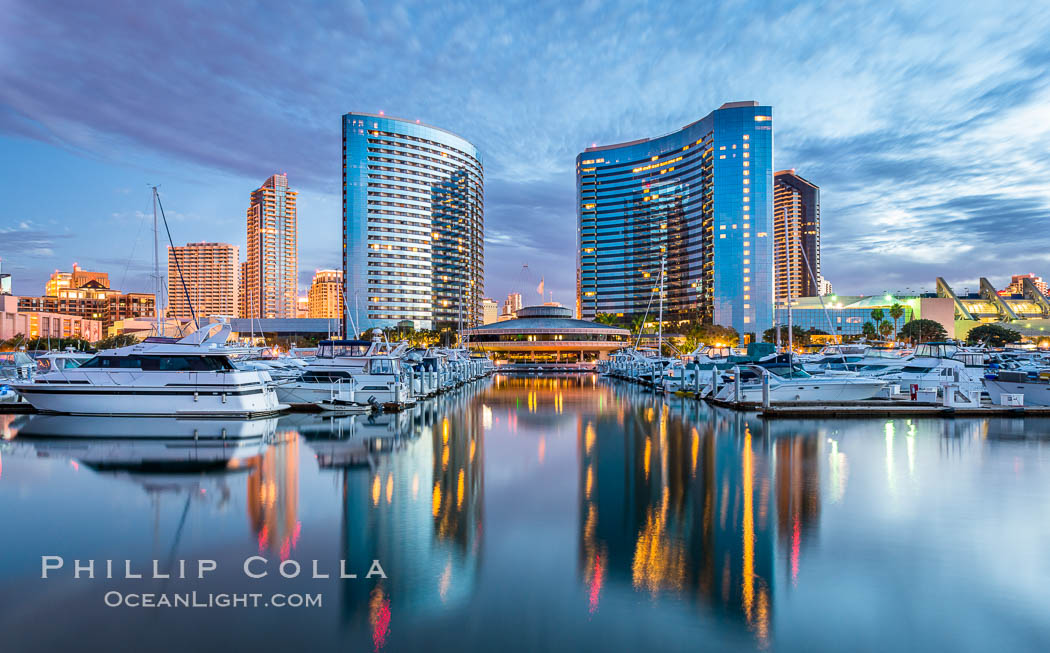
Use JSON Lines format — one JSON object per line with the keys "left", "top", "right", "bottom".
{"left": 456, "top": 469, "right": 465, "bottom": 509}
{"left": 432, "top": 482, "right": 442, "bottom": 517}
{"left": 371, "top": 475, "right": 381, "bottom": 506}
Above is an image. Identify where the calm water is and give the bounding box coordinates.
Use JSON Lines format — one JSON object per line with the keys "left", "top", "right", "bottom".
{"left": 2, "top": 376, "right": 1050, "bottom": 652}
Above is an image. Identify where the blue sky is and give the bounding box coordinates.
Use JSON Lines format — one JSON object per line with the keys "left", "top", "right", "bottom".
{"left": 1, "top": 0, "right": 1049, "bottom": 306}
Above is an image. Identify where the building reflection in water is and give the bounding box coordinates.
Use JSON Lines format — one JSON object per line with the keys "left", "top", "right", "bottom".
{"left": 246, "top": 431, "right": 300, "bottom": 559}
{"left": 296, "top": 384, "right": 486, "bottom": 649}
{"left": 578, "top": 383, "right": 823, "bottom": 646}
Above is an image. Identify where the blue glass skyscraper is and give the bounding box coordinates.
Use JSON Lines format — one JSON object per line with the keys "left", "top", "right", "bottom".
{"left": 343, "top": 113, "right": 484, "bottom": 332}
{"left": 576, "top": 101, "right": 773, "bottom": 338}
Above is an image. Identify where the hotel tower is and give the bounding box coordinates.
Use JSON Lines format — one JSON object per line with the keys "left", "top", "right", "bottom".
{"left": 772, "top": 170, "right": 820, "bottom": 303}
{"left": 245, "top": 173, "right": 298, "bottom": 319}
{"left": 576, "top": 101, "right": 774, "bottom": 337}
{"left": 342, "top": 113, "right": 484, "bottom": 332}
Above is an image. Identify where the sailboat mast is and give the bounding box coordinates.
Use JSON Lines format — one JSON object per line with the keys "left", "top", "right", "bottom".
{"left": 786, "top": 207, "right": 794, "bottom": 356}
{"left": 153, "top": 186, "right": 161, "bottom": 335}
{"left": 657, "top": 255, "right": 665, "bottom": 355}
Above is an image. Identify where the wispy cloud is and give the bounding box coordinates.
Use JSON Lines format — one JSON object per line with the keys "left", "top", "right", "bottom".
{"left": 1, "top": 0, "right": 1048, "bottom": 301}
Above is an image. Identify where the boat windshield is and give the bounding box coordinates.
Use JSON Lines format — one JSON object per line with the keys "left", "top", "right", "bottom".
{"left": 368, "top": 358, "right": 400, "bottom": 375}
{"left": 317, "top": 341, "right": 371, "bottom": 358}
{"left": 914, "top": 343, "right": 958, "bottom": 358}
{"left": 79, "top": 355, "right": 235, "bottom": 371}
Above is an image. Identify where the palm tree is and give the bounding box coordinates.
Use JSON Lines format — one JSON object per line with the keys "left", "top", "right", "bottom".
{"left": 594, "top": 313, "right": 618, "bottom": 326}
{"left": 878, "top": 319, "right": 894, "bottom": 339}
{"left": 870, "top": 308, "right": 885, "bottom": 331}
{"left": 888, "top": 303, "right": 904, "bottom": 341}
{"left": 629, "top": 315, "right": 645, "bottom": 336}
{"left": 861, "top": 321, "right": 877, "bottom": 340}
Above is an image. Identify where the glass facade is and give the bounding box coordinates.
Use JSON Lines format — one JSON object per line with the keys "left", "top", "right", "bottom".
{"left": 576, "top": 101, "right": 773, "bottom": 338}
{"left": 343, "top": 113, "right": 484, "bottom": 332}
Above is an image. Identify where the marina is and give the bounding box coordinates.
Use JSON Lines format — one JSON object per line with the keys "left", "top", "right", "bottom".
{"left": 2, "top": 375, "right": 1049, "bottom": 651}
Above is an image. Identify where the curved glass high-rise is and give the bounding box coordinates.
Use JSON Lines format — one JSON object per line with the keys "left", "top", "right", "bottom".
{"left": 576, "top": 101, "right": 773, "bottom": 337}
{"left": 343, "top": 113, "right": 484, "bottom": 332}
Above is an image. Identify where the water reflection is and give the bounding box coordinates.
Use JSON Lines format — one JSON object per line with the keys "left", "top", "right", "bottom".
{"left": 2, "top": 380, "right": 1050, "bottom": 652}
{"left": 293, "top": 385, "right": 486, "bottom": 647}
{"left": 578, "top": 384, "right": 782, "bottom": 643}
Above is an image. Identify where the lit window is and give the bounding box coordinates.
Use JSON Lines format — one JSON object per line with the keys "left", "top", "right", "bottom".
{"left": 719, "top": 146, "right": 726, "bottom": 150}
{"left": 743, "top": 170, "right": 749, "bottom": 176}
{"left": 743, "top": 268, "right": 750, "bottom": 273}
{"left": 743, "top": 161, "right": 749, "bottom": 167}
{"left": 743, "top": 258, "right": 750, "bottom": 264}
{"left": 743, "top": 316, "right": 750, "bottom": 323}
{"left": 754, "top": 116, "right": 771, "bottom": 122}
{"left": 720, "top": 225, "right": 726, "bottom": 230}
{"left": 719, "top": 234, "right": 726, "bottom": 239}
{"left": 743, "top": 134, "right": 749, "bottom": 140}
{"left": 744, "top": 294, "right": 750, "bottom": 300}
{"left": 743, "top": 144, "right": 749, "bottom": 149}
{"left": 744, "top": 277, "right": 750, "bottom": 282}
{"left": 743, "top": 153, "right": 749, "bottom": 159}
{"left": 743, "top": 285, "right": 750, "bottom": 291}
{"left": 732, "top": 144, "right": 736, "bottom": 149}
{"left": 744, "top": 304, "right": 750, "bottom": 309}
{"left": 719, "top": 155, "right": 726, "bottom": 159}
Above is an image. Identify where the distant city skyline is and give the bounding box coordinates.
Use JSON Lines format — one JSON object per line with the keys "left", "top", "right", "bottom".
{"left": 1, "top": 1, "right": 1049, "bottom": 310}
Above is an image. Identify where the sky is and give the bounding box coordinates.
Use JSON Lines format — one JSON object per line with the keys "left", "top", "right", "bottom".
{"left": 1, "top": 0, "right": 1049, "bottom": 307}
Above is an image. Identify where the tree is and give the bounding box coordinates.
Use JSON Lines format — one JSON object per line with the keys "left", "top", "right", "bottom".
{"left": 24, "top": 337, "right": 93, "bottom": 352}
{"left": 94, "top": 334, "right": 140, "bottom": 350}
{"left": 966, "top": 323, "right": 1022, "bottom": 347}
{"left": 899, "top": 319, "right": 947, "bottom": 344}
{"left": 861, "top": 321, "right": 878, "bottom": 340}
{"left": 878, "top": 320, "right": 894, "bottom": 339}
{"left": 682, "top": 324, "right": 739, "bottom": 351}
{"left": 594, "top": 313, "right": 619, "bottom": 326}
{"left": 870, "top": 308, "right": 885, "bottom": 327}
{"left": 762, "top": 325, "right": 811, "bottom": 347}
{"left": 629, "top": 315, "right": 647, "bottom": 338}
{"left": 888, "top": 303, "right": 905, "bottom": 340}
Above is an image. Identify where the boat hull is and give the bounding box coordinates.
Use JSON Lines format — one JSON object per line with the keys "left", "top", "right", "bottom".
{"left": 984, "top": 379, "right": 1050, "bottom": 406}
{"left": 12, "top": 383, "right": 284, "bottom": 417}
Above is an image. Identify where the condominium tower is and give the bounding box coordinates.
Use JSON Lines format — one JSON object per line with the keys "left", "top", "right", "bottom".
{"left": 576, "top": 101, "right": 774, "bottom": 336}
{"left": 773, "top": 170, "right": 820, "bottom": 302}
{"left": 308, "top": 269, "right": 345, "bottom": 319}
{"left": 342, "top": 113, "right": 484, "bottom": 331}
{"left": 166, "top": 242, "right": 239, "bottom": 319}
{"left": 245, "top": 173, "right": 298, "bottom": 319}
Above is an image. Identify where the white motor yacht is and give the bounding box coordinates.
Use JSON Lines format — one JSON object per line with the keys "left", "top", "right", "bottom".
{"left": 276, "top": 335, "right": 414, "bottom": 409}
{"left": 12, "top": 324, "right": 284, "bottom": 417}
{"left": 876, "top": 342, "right": 986, "bottom": 394}
{"left": 712, "top": 365, "right": 887, "bottom": 403}
{"left": 1, "top": 351, "right": 34, "bottom": 403}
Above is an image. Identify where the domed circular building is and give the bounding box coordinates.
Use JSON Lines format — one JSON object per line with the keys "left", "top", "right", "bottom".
{"left": 464, "top": 305, "right": 630, "bottom": 367}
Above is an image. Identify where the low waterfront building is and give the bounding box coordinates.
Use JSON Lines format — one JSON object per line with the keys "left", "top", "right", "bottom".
{"left": 937, "top": 276, "right": 1050, "bottom": 340}
{"left": 18, "top": 263, "right": 155, "bottom": 331}
{"left": 0, "top": 294, "right": 102, "bottom": 342}
{"left": 787, "top": 295, "right": 952, "bottom": 339}
{"left": 463, "top": 305, "right": 630, "bottom": 364}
